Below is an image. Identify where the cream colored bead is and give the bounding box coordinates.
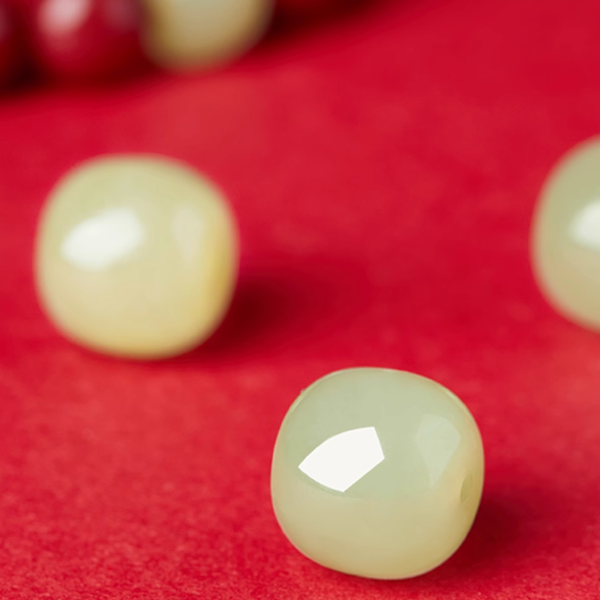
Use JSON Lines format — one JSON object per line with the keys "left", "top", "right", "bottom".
{"left": 532, "top": 137, "right": 600, "bottom": 330}
{"left": 35, "top": 155, "right": 238, "bottom": 359}
{"left": 271, "top": 368, "right": 484, "bottom": 580}
{"left": 142, "top": 0, "right": 273, "bottom": 71}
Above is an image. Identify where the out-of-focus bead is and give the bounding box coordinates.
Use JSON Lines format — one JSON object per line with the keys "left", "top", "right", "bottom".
{"left": 35, "top": 155, "right": 239, "bottom": 359}
{"left": 532, "top": 137, "right": 600, "bottom": 330}
{"left": 0, "top": 0, "right": 22, "bottom": 87}
{"left": 141, "top": 0, "right": 273, "bottom": 71}
{"left": 29, "top": 0, "right": 145, "bottom": 81}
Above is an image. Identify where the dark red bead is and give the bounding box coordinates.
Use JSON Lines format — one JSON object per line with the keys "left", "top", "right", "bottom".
{"left": 0, "top": 0, "right": 22, "bottom": 87}
{"left": 28, "top": 0, "right": 145, "bottom": 81}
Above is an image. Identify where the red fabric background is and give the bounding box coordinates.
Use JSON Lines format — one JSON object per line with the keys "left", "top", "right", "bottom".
{"left": 1, "top": 0, "right": 600, "bottom": 597}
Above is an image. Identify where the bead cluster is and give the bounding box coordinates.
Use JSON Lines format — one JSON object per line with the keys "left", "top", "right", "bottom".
{"left": 0, "top": 0, "right": 346, "bottom": 88}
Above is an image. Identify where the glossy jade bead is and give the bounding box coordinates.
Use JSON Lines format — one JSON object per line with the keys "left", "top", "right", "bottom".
{"left": 29, "top": 0, "right": 144, "bottom": 80}
{"left": 532, "top": 137, "right": 600, "bottom": 330}
{"left": 35, "top": 155, "right": 238, "bottom": 359}
{"left": 141, "top": 0, "right": 273, "bottom": 71}
{"left": 271, "top": 368, "right": 484, "bottom": 579}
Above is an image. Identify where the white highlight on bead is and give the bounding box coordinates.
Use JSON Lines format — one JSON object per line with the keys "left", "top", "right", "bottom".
{"left": 569, "top": 199, "right": 600, "bottom": 251}
{"left": 299, "top": 427, "right": 385, "bottom": 493}
{"left": 61, "top": 207, "right": 144, "bottom": 271}
{"left": 40, "top": 0, "right": 92, "bottom": 35}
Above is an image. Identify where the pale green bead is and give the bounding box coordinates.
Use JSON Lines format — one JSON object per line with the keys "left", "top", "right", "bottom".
{"left": 271, "top": 368, "right": 484, "bottom": 580}
{"left": 35, "top": 155, "right": 238, "bottom": 359}
{"left": 532, "top": 137, "right": 600, "bottom": 330}
{"left": 142, "top": 0, "right": 273, "bottom": 71}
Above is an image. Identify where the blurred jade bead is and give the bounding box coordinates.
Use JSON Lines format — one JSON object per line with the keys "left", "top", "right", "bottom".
{"left": 35, "top": 155, "right": 238, "bottom": 359}
{"left": 142, "top": 0, "right": 273, "bottom": 71}
{"left": 271, "top": 368, "right": 484, "bottom": 580}
{"left": 532, "top": 137, "right": 600, "bottom": 330}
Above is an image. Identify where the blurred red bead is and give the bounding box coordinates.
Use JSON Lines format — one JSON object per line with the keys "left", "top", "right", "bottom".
{"left": 29, "top": 0, "right": 145, "bottom": 81}
{"left": 0, "top": 0, "right": 22, "bottom": 87}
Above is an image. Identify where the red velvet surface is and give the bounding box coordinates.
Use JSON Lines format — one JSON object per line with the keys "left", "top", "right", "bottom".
{"left": 2, "top": 0, "right": 600, "bottom": 597}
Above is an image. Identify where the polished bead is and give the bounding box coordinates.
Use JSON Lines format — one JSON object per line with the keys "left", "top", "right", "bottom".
{"left": 35, "top": 155, "right": 238, "bottom": 359}
{"left": 141, "top": 0, "right": 273, "bottom": 71}
{"left": 532, "top": 137, "right": 600, "bottom": 330}
{"left": 271, "top": 368, "right": 484, "bottom": 579}
{"left": 0, "top": 0, "right": 22, "bottom": 87}
{"left": 29, "top": 0, "right": 144, "bottom": 81}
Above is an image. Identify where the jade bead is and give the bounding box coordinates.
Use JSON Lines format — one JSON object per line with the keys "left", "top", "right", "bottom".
{"left": 141, "top": 0, "right": 273, "bottom": 71}
{"left": 532, "top": 137, "right": 600, "bottom": 330}
{"left": 35, "top": 155, "right": 238, "bottom": 359}
{"left": 271, "top": 368, "right": 484, "bottom": 579}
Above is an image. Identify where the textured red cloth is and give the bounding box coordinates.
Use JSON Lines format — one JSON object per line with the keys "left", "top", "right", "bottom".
{"left": 1, "top": 0, "right": 600, "bottom": 597}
